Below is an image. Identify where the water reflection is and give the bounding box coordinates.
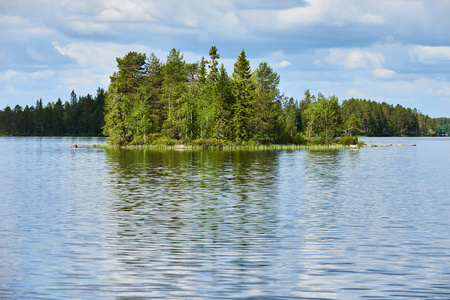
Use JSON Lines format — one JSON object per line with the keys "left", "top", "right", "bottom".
{"left": 101, "top": 147, "right": 450, "bottom": 298}
{"left": 3, "top": 137, "right": 450, "bottom": 299}
{"left": 103, "top": 149, "right": 282, "bottom": 297}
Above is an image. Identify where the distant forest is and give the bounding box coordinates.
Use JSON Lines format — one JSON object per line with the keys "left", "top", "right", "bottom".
{"left": 0, "top": 47, "right": 448, "bottom": 142}
{"left": 0, "top": 88, "right": 105, "bottom": 136}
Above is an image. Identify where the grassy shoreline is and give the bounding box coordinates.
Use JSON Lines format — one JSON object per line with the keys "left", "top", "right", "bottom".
{"left": 89, "top": 143, "right": 354, "bottom": 151}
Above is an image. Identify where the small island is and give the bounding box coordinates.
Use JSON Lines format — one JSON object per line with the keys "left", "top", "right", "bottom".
{"left": 0, "top": 46, "right": 447, "bottom": 148}
{"left": 102, "top": 47, "right": 437, "bottom": 148}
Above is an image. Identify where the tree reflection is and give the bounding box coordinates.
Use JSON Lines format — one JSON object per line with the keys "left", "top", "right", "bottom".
{"left": 103, "top": 149, "right": 282, "bottom": 297}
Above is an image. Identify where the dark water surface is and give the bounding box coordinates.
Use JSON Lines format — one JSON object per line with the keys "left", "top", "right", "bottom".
{"left": 1, "top": 137, "right": 449, "bottom": 299}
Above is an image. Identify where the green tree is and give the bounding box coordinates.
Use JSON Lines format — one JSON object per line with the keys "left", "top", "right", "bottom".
{"left": 213, "top": 64, "right": 234, "bottom": 140}
{"left": 305, "top": 95, "right": 340, "bottom": 143}
{"left": 283, "top": 97, "right": 301, "bottom": 143}
{"left": 138, "top": 53, "right": 164, "bottom": 142}
{"left": 250, "top": 62, "right": 281, "bottom": 142}
{"left": 198, "top": 56, "right": 207, "bottom": 85}
{"left": 231, "top": 49, "right": 254, "bottom": 142}
{"left": 162, "top": 48, "right": 187, "bottom": 139}
{"left": 299, "top": 89, "right": 313, "bottom": 133}
{"left": 207, "top": 46, "right": 220, "bottom": 84}
{"left": 34, "top": 99, "right": 44, "bottom": 135}
{"left": 345, "top": 113, "right": 360, "bottom": 136}
{"left": 53, "top": 98, "right": 64, "bottom": 135}
{"left": 92, "top": 88, "right": 105, "bottom": 135}
{"left": 103, "top": 51, "right": 147, "bottom": 145}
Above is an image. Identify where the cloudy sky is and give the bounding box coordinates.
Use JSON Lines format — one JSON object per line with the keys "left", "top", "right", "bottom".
{"left": 1, "top": 0, "right": 450, "bottom": 117}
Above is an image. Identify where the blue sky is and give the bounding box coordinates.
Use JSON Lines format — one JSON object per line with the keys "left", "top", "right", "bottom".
{"left": 1, "top": 0, "right": 450, "bottom": 117}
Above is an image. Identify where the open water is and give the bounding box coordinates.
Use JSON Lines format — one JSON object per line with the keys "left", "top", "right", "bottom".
{"left": 0, "top": 136, "right": 449, "bottom": 299}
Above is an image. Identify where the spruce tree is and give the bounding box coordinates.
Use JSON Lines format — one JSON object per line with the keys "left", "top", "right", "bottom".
{"left": 161, "top": 48, "right": 187, "bottom": 139}
{"left": 231, "top": 49, "right": 253, "bottom": 142}
{"left": 198, "top": 56, "right": 207, "bottom": 85}
{"left": 207, "top": 46, "right": 220, "bottom": 84}
{"left": 213, "top": 64, "right": 233, "bottom": 140}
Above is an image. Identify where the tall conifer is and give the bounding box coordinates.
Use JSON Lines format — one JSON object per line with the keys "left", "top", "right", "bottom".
{"left": 231, "top": 49, "right": 253, "bottom": 142}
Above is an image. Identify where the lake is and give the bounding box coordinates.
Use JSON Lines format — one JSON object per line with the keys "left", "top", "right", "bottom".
{"left": 0, "top": 136, "right": 449, "bottom": 299}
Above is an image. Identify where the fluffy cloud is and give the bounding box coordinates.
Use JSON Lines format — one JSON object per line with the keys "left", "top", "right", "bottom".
{"left": 409, "top": 46, "right": 450, "bottom": 63}
{"left": 97, "top": 0, "right": 153, "bottom": 22}
{"left": 274, "top": 60, "right": 292, "bottom": 68}
{"left": 324, "top": 49, "right": 384, "bottom": 70}
{"left": 53, "top": 42, "right": 152, "bottom": 69}
{"left": 372, "top": 68, "right": 395, "bottom": 79}
{"left": 275, "top": 0, "right": 385, "bottom": 28}
{"left": 0, "top": 70, "right": 21, "bottom": 81}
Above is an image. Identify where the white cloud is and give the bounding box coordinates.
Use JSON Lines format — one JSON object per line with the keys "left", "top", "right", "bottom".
{"left": 176, "top": 15, "right": 199, "bottom": 28}
{"left": 0, "top": 70, "right": 21, "bottom": 81}
{"left": 273, "top": 0, "right": 385, "bottom": 28}
{"left": 372, "top": 68, "right": 395, "bottom": 79}
{"left": 98, "top": 9, "right": 125, "bottom": 22}
{"left": 53, "top": 42, "right": 151, "bottom": 69}
{"left": 66, "top": 20, "right": 110, "bottom": 34}
{"left": 324, "top": 48, "right": 384, "bottom": 70}
{"left": 0, "top": 15, "right": 26, "bottom": 27}
{"left": 0, "top": 69, "right": 56, "bottom": 81}
{"left": 274, "top": 60, "right": 292, "bottom": 68}
{"left": 97, "top": 0, "right": 153, "bottom": 22}
{"left": 383, "top": 77, "right": 450, "bottom": 98}
{"left": 428, "top": 85, "right": 450, "bottom": 96}
{"left": 29, "top": 70, "right": 56, "bottom": 80}
{"left": 409, "top": 46, "right": 450, "bottom": 63}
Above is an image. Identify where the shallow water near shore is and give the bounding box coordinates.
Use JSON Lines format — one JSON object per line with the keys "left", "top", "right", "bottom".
{"left": 1, "top": 136, "right": 449, "bottom": 299}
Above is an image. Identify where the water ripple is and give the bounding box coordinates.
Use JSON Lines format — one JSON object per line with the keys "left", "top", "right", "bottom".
{"left": 1, "top": 137, "right": 450, "bottom": 299}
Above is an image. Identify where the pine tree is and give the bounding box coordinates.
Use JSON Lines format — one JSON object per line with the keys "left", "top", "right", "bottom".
{"left": 103, "top": 51, "right": 147, "bottom": 145}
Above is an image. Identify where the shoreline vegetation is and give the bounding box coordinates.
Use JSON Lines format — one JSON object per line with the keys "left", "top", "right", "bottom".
{"left": 78, "top": 140, "right": 417, "bottom": 151}
{"left": 1, "top": 46, "right": 449, "bottom": 144}
{"left": 88, "top": 143, "right": 354, "bottom": 151}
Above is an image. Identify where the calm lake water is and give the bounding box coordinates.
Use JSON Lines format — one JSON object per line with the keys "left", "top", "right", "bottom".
{"left": 1, "top": 136, "right": 449, "bottom": 299}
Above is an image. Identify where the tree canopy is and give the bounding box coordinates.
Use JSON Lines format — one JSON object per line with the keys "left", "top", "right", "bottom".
{"left": 101, "top": 47, "right": 437, "bottom": 146}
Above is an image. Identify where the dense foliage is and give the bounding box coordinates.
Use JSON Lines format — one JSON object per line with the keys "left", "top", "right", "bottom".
{"left": 436, "top": 118, "right": 450, "bottom": 135}
{"left": 341, "top": 98, "right": 436, "bottom": 137}
{"left": 0, "top": 88, "right": 105, "bottom": 136}
{"left": 102, "top": 48, "right": 437, "bottom": 146}
{"left": 0, "top": 47, "right": 440, "bottom": 143}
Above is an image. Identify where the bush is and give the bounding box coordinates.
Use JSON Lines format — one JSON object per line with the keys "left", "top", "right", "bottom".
{"left": 293, "top": 132, "right": 306, "bottom": 145}
{"left": 338, "top": 134, "right": 358, "bottom": 145}
{"left": 308, "top": 133, "right": 329, "bottom": 145}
